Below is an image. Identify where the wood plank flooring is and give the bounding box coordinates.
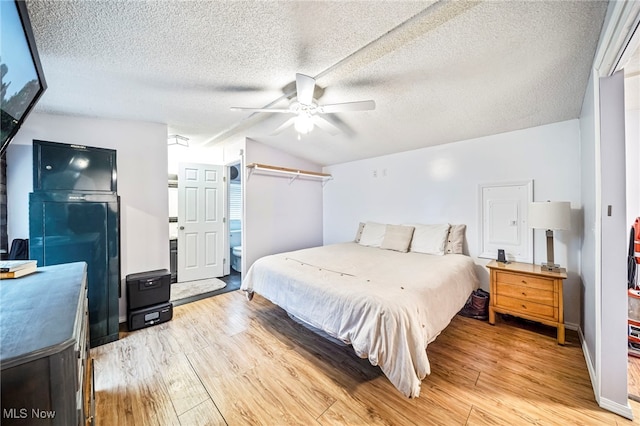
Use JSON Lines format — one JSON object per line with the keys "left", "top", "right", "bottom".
{"left": 629, "top": 353, "right": 640, "bottom": 402}
{"left": 92, "top": 290, "right": 640, "bottom": 425}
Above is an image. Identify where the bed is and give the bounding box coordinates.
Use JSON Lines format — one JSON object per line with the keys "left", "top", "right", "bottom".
{"left": 241, "top": 223, "right": 479, "bottom": 398}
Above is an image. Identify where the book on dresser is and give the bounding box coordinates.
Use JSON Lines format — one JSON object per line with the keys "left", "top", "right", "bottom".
{"left": 0, "top": 260, "right": 37, "bottom": 279}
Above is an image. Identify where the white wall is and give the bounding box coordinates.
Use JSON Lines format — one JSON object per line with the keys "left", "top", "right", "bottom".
{"left": 6, "top": 112, "right": 169, "bottom": 321}
{"left": 6, "top": 144, "right": 32, "bottom": 241}
{"left": 167, "top": 144, "right": 224, "bottom": 175}
{"left": 599, "top": 70, "right": 630, "bottom": 414}
{"left": 323, "top": 119, "right": 582, "bottom": 326}
{"left": 167, "top": 134, "right": 245, "bottom": 175}
{"left": 243, "top": 138, "right": 323, "bottom": 275}
{"left": 580, "top": 70, "right": 598, "bottom": 373}
{"left": 626, "top": 107, "right": 640, "bottom": 227}
{"left": 222, "top": 136, "right": 245, "bottom": 166}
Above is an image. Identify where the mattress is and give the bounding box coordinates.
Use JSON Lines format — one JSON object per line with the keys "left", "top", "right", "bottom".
{"left": 241, "top": 242, "right": 479, "bottom": 397}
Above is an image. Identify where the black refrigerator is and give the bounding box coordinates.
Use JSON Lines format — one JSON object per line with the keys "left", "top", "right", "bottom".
{"left": 29, "top": 140, "right": 120, "bottom": 347}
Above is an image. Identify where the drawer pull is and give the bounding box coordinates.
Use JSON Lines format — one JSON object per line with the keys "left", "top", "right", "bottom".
{"left": 521, "top": 304, "right": 527, "bottom": 309}
{"left": 521, "top": 280, "right": 527, "bottom": 284}
{"left": 521, "top": 292, "right": 527, "bottom": 296}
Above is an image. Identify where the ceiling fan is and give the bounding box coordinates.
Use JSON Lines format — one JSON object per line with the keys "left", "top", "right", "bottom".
{"left": 230, "top": 73, "right": 375, "bottom": 135}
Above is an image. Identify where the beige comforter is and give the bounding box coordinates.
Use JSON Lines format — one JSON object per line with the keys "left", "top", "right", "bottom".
{"left": 241, "top": 242, "right": 479, "bottom": 397}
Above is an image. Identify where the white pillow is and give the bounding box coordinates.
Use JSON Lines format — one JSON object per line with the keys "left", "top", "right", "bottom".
{"left": 358, "top": 222, "right": 386, "bottom": 247}
{"left": 445, "top": 224, "right": 466, "bottom": 254}
{"left": 409, "top": 223, "right": 451, "bottom": 255}
{"left": 381, "top": 224, "right": 415, "bottom": 252}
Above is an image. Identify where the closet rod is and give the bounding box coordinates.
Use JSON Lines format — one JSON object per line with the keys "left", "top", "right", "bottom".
{"left": 246, "top": 163, "right": 332, "bottom": 179}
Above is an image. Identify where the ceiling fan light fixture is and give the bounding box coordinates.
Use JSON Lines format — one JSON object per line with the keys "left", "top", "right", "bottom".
{"left": 230, "top": 73, "right": 375, "bottom": 136}
{"left": 294, "top": 113, "right": 314, "bottom": 134}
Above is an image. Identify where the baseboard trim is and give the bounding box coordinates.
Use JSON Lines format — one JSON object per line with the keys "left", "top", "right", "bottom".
{"left": 565, "top": 321, "right": 579, "bottom": 331}
{"left": 577, "top": 326, "right": 634, "bottom": 420}
{"left": 599, "top": 397, "right": 634, "bottom": 420}
{"left": 578, "top": 327, "right": 599, "bottom": 403}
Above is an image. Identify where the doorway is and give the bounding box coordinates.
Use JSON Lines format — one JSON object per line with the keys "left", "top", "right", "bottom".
{"left": 587, "top": 3, "right": 640, "bottom": 414}
{"left": 624, "top": 36, "right": 640, "bottom": 403}
{"left": 225, "top": 161, "right": 243, "bottom": 292}
{"left": 167, "top": 162, "right": 240, "bottom": 305}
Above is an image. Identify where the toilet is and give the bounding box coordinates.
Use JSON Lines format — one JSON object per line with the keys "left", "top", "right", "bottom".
{"left": 229, "top": 225, "right": 242, "bottom": 273}
{"left": 231, "top": 245, "right": 242, "bottom": 272}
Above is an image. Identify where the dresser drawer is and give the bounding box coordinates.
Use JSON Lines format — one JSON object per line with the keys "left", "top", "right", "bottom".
{"left": 488, "top": 260, "right": 566, "bottom": 344}
{"left": 495, "top": 294, "right": 557, "bottom": 319}
{"left": 495, "top": 271, "right": 554, "bottom": 291}
{"left": 495, "top": 283, "right": 554, "bottom": 306}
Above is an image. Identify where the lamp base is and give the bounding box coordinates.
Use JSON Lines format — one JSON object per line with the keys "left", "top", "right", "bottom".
{"left": 541, "top": 262, "right": 562, "bottom": 272}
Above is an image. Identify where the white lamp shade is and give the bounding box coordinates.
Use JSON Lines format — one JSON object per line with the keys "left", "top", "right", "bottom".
{"left": 528, "top": 201, "right": 570, "bottom": 230}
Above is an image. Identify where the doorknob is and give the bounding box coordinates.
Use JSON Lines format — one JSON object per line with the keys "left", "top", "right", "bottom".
{"left": 179, "top": 226, "right": 185, "bottom": 230}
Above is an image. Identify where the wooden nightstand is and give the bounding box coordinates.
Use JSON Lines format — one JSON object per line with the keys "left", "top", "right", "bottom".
{"left": 487, "top": 260, "right": 567, "bottom": 345}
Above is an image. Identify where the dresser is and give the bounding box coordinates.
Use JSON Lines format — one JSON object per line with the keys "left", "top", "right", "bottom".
{"left": 487, "top": 260, "right": 567, "bottom": 344}
{"left": 1, "top": 262, "right": 94, "bottom": 425}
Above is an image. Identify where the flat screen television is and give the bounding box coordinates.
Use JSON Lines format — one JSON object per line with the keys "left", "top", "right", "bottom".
{"left": 33, "top": 140, "right": 117, "bottom": 193}
{"left": 0, "top": 0, "right": 47, "bottom": 156}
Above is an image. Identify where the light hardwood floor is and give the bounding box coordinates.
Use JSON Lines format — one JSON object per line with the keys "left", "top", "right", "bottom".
{"left": 93, "top": 291, "right": 640, "bottom": 425}
{"left": 629, "top": 354, "right": 640, "bottom": 402}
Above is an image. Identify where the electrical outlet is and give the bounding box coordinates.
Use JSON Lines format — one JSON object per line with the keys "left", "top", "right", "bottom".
{"left": 382, "top": 168, "right": 387, "bottom": 177}
{"left": 373, "top": 170, "right": 378, "bottom": 178}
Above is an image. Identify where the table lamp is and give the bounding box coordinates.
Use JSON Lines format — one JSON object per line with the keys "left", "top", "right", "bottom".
{"left": 529, "top": 201, "right": 570, "bottom": 272}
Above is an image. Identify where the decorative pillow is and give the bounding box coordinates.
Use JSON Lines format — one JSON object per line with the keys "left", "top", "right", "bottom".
{"left": 408, "top": 223, "right": 451, "bottom": 255}
{"left": 381, "top": 225, "right": 415, "bottom": 252}
{"left": 445, "top": 224, "right": 466, "bottom": 254}
{"left": 358, "top": 222, "right": 386, "bottom": 247}
{"left": 354, "top": 222, "right": 365, "bottom": 243}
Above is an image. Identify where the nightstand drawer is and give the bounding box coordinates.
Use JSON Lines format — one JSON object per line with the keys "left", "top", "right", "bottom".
{"left": 495, "top": 271, "right": 553, "bottom": 291}
{"left": 488, "top": 260, "right": 566, "bottom": 344}
{"left": 495, "top": 294, "right": 557, "bottom": 319}
{"left": 495, "top": 283, "right": 554, "bottom": 306}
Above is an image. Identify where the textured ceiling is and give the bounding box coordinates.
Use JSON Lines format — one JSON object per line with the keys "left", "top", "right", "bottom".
{"left": 25, "top": 0, "right": 609, "bottom": 166}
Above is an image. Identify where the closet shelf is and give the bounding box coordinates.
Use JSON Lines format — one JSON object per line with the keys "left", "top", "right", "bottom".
{"left": 246, "top": 163, "right": 332, "bottom": 185}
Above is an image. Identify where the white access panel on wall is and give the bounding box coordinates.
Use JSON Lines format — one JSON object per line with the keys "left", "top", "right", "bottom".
{"left": 479, "top": 181, "right": 532, "bottom": 262}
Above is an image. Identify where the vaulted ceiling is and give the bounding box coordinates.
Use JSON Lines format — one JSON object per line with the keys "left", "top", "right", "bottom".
{"left": 26, "top": 0, "right": 609, "bottom": 166}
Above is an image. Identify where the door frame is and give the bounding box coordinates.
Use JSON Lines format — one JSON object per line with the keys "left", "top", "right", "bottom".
{"left": 590, "top": 0, "right": 640, "bottom": 419}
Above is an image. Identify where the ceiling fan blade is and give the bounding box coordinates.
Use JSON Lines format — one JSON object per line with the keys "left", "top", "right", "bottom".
{"left": 312, "top": 115, "right": 341, "bottom": 136}
{"left": 230, "top": 106, "right": 292, "bottom": 113}
{"left": 318, "top": 100, "right": 376, "bottom": 113}
{"left": 296, "top": 73, "right": 316, "bottom": 105}
{"left": 322, "top": 114, "right": 356, "bottom": 137}
{"left": 271, "top": 116, "right": 297, "bottom": 135}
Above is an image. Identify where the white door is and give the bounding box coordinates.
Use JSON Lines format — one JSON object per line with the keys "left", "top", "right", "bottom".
{"left": 598, "top": 70, "right": 629, "bottom": 407}
{"left": 178, "top": 163, "right": 225, "bottom": 282}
